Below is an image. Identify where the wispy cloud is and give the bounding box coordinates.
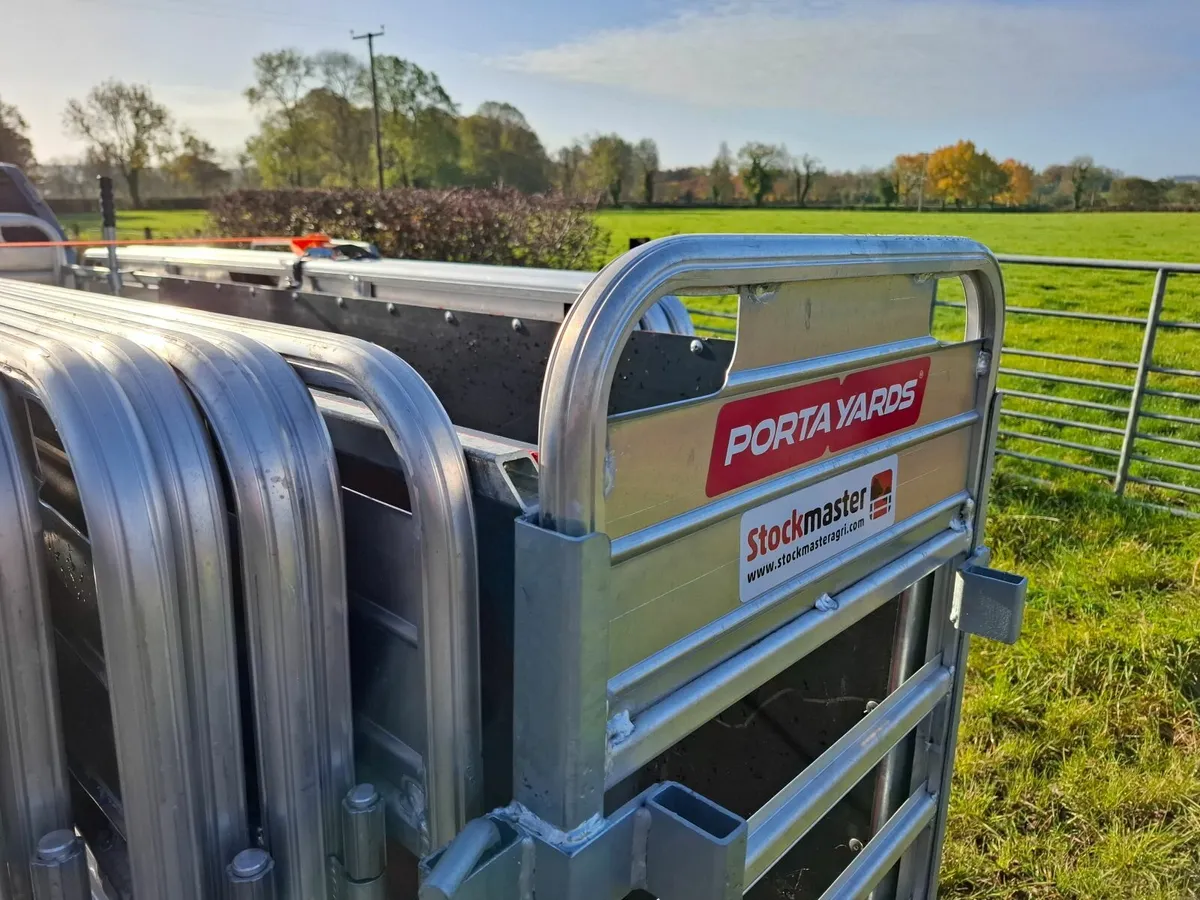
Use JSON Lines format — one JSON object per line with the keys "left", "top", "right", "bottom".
{"left": 497, "top": 0, "right": 1200, "bottom": 118}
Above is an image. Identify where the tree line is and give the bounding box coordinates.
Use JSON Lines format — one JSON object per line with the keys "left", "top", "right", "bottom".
{"left": 1, "top": 52, "right": 1196, "bottom": 211}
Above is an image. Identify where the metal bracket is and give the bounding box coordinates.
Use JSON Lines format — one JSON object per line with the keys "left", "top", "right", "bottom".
{"left": 952, "top": 552, "right": 1027, "bottom": 644}
{"left": 418, "top": 782, "right": 747, "bottom": 900}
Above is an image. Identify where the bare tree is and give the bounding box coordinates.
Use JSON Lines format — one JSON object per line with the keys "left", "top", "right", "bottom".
{"left": 63, "top": 81, "right": 172, "bottom": 207}
{"left": 738, "top": 142, "right": 787, "bottom": 206}
{"left": 791, "top": 154, "right": 823, "bottom": 206}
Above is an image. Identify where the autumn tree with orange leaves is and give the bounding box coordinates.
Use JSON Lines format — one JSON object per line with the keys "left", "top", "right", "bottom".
{"left": 924, "top": 140, "right": 1015, "bottom": 208}
{"left": 926, "top": 141, "right": 977, "bottom": 207}
{"left": 998, "top": 158, "right": 1035, "bottom": 206}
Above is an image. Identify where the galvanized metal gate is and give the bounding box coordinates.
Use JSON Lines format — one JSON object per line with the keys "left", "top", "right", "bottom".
{"left": 0, "top": 233, "right": 1024, "bottom": 900}
{"left": 420, "top": 235, "right": 1026, "bottom": 899}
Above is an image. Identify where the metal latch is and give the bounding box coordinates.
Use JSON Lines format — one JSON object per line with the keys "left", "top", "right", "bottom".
{"left": 952, "top": 555, "right": 1027, "bottom": 644}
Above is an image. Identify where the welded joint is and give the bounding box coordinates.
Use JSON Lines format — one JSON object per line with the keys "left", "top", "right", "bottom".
{"left": 975, "top": 349, "right": 992, "bottom": 376}
{"left": 950, "top": 498, "right": 975, "bottom": 534}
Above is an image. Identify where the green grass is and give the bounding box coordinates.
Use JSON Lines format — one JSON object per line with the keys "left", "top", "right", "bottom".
{"left": 595, "top": 209, "right": 1200, "bottom": 261}
{"left": 58, "top": 209, "right": 210, "bottom": 240}
{"left": 946, "top": 476, "right": 1200, "bottom": 899}
{"left": 598, "top": 209, "right": 1200, "bottom": 897}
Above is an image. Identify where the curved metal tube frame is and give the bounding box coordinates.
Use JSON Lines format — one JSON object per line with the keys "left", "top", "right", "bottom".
{"left": 0, "top": 326, "right": 215, "bottom": 900}
{"left": 537, "top": 234, "right": 1005, "bottom": 536}
{"left": 0, "top": 280, "right": 352, "bottom": 900}
{"left": 0, "top": 387, "right": 73, "bottom": 899}
{"left": 22, "top": 283, "right": 483, "bottom": 851}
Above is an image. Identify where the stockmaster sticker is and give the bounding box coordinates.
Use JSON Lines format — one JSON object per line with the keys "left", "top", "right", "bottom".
{"left": 739, "top": 455, "right": 898, "bottom": 603}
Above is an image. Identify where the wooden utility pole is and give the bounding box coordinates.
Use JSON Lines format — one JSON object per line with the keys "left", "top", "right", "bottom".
{"left": 352, "top": 26, "right": 386, "bottom": 192}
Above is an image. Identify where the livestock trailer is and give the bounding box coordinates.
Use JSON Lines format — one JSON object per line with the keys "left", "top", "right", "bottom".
{"left": 0, "top": 226, "right": 1024, "bottom": 900}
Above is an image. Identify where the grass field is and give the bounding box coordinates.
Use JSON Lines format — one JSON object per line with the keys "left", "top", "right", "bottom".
{"left": 58, "top": 209, "right": 210, "bottom": 240}
{"left": 62, "top": 206, "right": 1200, "bottom": 896}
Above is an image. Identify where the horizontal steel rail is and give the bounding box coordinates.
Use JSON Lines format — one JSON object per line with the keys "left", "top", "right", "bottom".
{"left": 994, "top": 254, "right": 1200, "bottom": 274}
{"left": 1135, "top": 430, "right": 1200, "bottom": 451}
{"left": 1003, "top": 347, "right": 1138, "bottom": 371}
{"left": 1143, "top": 386, "right": 1200, "bottom": 403}
{"left": 935, "top": 300, "right": 1146, "bottom": 326}
{"left": 998, "top": 429, "right": 1120, "bottom": 457}
{"left": 999, "top": 367, "right": 1133, "bottom": 394}
{"left": 1000, "top": 408, "right": 1124, "bottom": 435}
{"left": 606, "top": 526, "right": 971, "bottom": 788}
{"left": 1149, "top": 363, "right": 1200, "bottom": 379}
{"left": 1129, "top": 475, "right": 1200, "bottom": 497}
{"left": 996, "top": 448, "right": 1118, "bottom": 479}
{"left": 744, "top": 659, "right": 952, "bottom": 888}
{"left": 1140, "top": 408, "right": 1200, "bottom": 428}
{"left": 1131, "top": 454, "right": 1200, "bottom": 476}
{"left": 818, "top": 791, "right": 937, "bottom": 900}
{"left": 999, "top": 389, "right": 1128, "bottom": 416}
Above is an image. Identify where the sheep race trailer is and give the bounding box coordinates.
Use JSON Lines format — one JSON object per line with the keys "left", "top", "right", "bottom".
{"left": 0, "top": 229, "right": 1025, "bottom": 900}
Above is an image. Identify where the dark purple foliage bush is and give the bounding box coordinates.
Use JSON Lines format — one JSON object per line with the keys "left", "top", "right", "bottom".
{"left": 209, "top": 187, "right": 608, "bottom": 270}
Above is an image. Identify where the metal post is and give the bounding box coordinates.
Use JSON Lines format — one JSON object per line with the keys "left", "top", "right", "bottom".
{"left": 1114, "top": 269, "right": 1168, "bottom": 495}
{"left": 868, "top": 576, "right": 932, "bottom": 900}
{"left": 353, "top": 27, "right": 386, "bottom": 192}
{"left": 97, "top": 176, "right": 121, "bottom": 295}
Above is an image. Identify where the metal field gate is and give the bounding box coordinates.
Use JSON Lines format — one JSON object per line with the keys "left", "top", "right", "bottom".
{"left": 0, "top": 233, "right": 1024, "bottom": 900}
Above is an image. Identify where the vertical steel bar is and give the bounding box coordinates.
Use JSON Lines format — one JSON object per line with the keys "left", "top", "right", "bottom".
{"left": 97, "top": 176, "right": 122, "bottom": 296}
{"left": 1114, "top": 269, "right": 1168, "bottom": 495}
{"left": 0, "top": 386, "right": 73, "bottom": 900}
{"left": 867, "top": 576, "right": 932, "bottom": 900}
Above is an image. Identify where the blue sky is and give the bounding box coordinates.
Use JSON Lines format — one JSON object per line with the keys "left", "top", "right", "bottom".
{"left": 5, "top": 0, "right": 1199, "bottom": 176}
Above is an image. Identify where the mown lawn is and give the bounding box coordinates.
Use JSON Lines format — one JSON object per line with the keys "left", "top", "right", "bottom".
{"left": 597, "top": 209, "right": 1200, "bottom": 898}
{"left": 58, "top": 208, "right": 210, "bottom": 240}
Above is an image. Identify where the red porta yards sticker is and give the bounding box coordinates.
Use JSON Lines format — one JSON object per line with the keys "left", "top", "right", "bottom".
{"left": 706, "top": 357, "right": 930, "bottom": 497}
